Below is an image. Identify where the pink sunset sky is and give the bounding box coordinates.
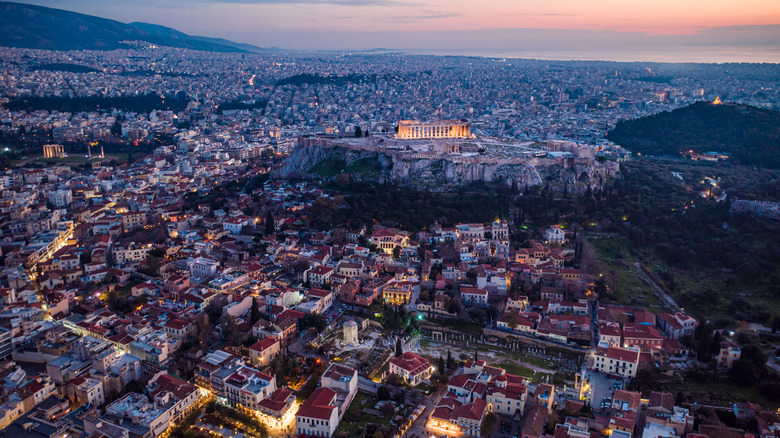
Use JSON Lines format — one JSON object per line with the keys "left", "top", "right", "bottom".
{"left": 16, "top": 0, "right": 780, "bottom": 61}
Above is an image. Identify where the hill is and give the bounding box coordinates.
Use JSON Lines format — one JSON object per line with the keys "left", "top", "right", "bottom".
{"left": 0, "top": 2, "right": 268, "bottom": 53}
{"left": 606, "top": 101, "right": 780, "bottom": 168}
{"left": 128, "top": 23, "right": 272, "bottom": 53}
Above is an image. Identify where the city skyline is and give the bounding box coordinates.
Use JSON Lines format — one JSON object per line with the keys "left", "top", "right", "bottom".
{"left": 13, "top": 0, "right": 780, "bottom": 62}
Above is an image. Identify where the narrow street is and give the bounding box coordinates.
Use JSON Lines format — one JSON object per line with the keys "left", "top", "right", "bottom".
{"left": 406, "top": 385, "right": 448, "bottom": 438}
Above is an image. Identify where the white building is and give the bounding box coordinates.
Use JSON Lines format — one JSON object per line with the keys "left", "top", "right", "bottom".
{"left": 544, "top": 225, "right": 565, "bottom": 244}
{"left": 76, "top": 378, "right": 105, "bottom": 407}
{"left": 248, "top": 337, "right": 281, "bottom": 366}
{"left": 223, "top": 217, "right": 250, "bottom": 234}
{"left": 460, "top": 286, "right": 488, "bottom": 306}
{"left": 389, "top": 352, "right": 433, "bottom": 386}
{"left": 295, "top": 364, "right": 357, "bottom": 438}
{"left": 48, "top": 189, "right": 72, "bottom": 207}
{"left": 188, "top": 257, "right": 219, "bottom": 278}
{"left": 112, "top": 245, "right": 152, "bottom": 264}
{"left": 592, "top": 346, "right": 640, "bottom": 378}
{"left": 211, "top": 365, "right": 277, "bottom": 411}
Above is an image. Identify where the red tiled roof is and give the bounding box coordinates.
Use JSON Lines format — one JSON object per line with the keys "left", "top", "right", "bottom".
{"left": 249, "top": 337, "right": 278, "bottom": 352}
{"left": 257, "top": 388, "right": 293, "bottom": 411}
{"left": 390, "top": 352, "right": 432, "bottom": 376}
{"left": 454, "top": 397, "right": 486, "bottom": 421}
{"left": 603, "top": 347, "right": 639, "bottom": 363}
{"left": 296, "top": 387, "right": 337, "bottom": 420}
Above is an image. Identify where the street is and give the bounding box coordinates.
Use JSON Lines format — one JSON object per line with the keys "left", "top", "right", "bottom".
{"left": 406, "top": 385, "right": 447, "bottom": 438}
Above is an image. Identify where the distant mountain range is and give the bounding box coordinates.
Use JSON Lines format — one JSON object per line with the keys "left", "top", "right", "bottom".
{"left": 607, "top": 101, "right": 780, "bottom": 169}
{"left": 0, "top": 1, "right": 273, "bottom": 53}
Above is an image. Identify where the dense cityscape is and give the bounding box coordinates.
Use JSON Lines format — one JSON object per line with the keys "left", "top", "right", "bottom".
{"left": 0, "top": 4, "right": 780, "bottom": 438}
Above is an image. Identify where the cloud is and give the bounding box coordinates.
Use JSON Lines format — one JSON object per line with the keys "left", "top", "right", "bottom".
{"left": 372, "top": 9, "right": 460, "bottom": 22}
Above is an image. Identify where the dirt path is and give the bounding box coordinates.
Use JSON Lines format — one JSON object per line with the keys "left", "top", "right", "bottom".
{"left": 633, "top": 262, "right": 681, "bottom": 312}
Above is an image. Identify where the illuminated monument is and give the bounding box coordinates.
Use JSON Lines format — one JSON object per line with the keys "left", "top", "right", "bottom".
{"left": 42, "top": 144, "right": 66, "bottom": 158}
{"left": 396, "top": 120, "right": 472, "bottom": 139}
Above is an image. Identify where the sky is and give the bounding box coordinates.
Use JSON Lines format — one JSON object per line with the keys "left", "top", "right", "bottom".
{"left": 16, "top": 0, "right": 780, "bottom": 62}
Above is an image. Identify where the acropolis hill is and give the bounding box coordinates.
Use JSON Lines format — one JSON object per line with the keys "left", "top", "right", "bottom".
{"left": 274, "top": 122, "right": 621, "bottom": 190}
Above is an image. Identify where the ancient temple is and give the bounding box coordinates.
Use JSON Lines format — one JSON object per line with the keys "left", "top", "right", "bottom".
{"left": 396, "top": 120, "right": 471, "bottom": 139}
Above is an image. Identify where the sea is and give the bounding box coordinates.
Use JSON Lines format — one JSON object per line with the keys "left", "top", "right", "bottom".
{"left": 404, "top": 46, "right": 780, "bottom": 64}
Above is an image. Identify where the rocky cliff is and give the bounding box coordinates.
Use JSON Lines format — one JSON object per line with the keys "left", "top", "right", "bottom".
{"left": 273, "top": 141, "right": 618, "bottom": 191}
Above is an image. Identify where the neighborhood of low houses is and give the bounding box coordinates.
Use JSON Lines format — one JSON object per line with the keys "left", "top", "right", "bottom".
{"left": 0, "top": 150, "right": 776, "bottom": 438}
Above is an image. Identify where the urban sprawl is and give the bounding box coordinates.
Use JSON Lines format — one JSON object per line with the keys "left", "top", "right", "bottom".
{"left": 0, "top": 44, "right": 778, "bottom": 438}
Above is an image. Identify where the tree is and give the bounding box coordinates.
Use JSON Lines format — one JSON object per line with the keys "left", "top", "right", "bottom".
{"left": 694, "top": 321, "right": 713, "bottom": 363}
{"left": 299, "top": 314, "right": 327, "bottom": 332}
{"left": 111, "top": 119, "right": 123, "bottom": 137}
{"left": 334, "top": 173, "right": 350, "bottom": 188}
{"left": 447, "top": 349, "right": 454, "bottom": 370}
{"left": 474, "top": 350, "right": 478, "bottom": 361}
{"left": 145, "top": 254, "right": 161, "bottom": 275}
{"left": 221, "top": 314, "right": 240, "bottom": 346}
{"left": 377, "top": 385, "right": 390, "bottom": 400}
{"left": 710, "top": 331, "right": 722, "bottom": 358}
{"left": 265, "top": 211, "right": 275, "bottom": 236}
{"left": 480, "top": 412, "right": 498, "bottom": 437}
{"left": 730, "top": 358, "right": 760, "bottom": 385}
{"left": 593, "top": 276, "right": 608, "bottom": 298}
{"left": 741, "top": 344, "right": 768, "bottom": 374}
{"left": 392, "top": 245, "right": 401, "bottom": 259}
{"left": 250, "top": 297, "right": 262, "bottom": 324}
{"left": 729, "top": 344, "right": 768, "bottom": 386}
{"left": 354, "top": 126, "right": 362, "bottom": 138}
{"left": 438, "top": 356, "right": 445, "bottom": 372}
{"left": 395, "top": 338, "right": 403, "bottom": 357}
{"left": 195, "top": 312, "right": 212, "bottom": 346}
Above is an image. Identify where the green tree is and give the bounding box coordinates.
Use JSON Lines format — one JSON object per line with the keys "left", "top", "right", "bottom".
{"left": 265, "top": 211, "right": 275, "bottom": 236}
{"left": 710, "top": 331, "right": 722, "bottom": 358}
{"left": 221, "top": 314, "right": 240, "bottom": 346}
{"left": 395, "top": 338, "right": 403, "bottom": 357}
{"left": 334, "top": 173, "right": 350, "bottom": 188}
{"left": 481, "top": 412, "right": 498, "bottom": 437}
{"left": 392, "top": 245, "right": 401, "bottom": 259}
{"left": 250, "top": 297, "right": 262, "bottom": 324}
{"left": 354, "top": 126, "right": 362, "bottom": 138}
{"left": 145, "top": 254, "right": 161, "bottom": 275}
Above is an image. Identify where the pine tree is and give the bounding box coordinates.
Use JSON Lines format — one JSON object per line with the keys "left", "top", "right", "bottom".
{"left": 474, "top": 350, "right": 478, "bottom": 361}
{"left": 710, "top": 331, "right": 722, "bottom": 358}
{"left": 447, "top": 350, "right": 454, "bottom": 370}
{"left": 395, "top": 338, "right": 403, "bottom": 357}
{"left": 438, "top": 356, "right": 445, "bottom": 372}
{"left": 250, "top": 297, "right": 261, "bottom": 324}
{"left": 265, "top": 211, "right": 274, "bottom": 236}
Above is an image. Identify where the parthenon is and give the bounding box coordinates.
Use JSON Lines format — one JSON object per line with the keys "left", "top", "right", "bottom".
{"left": 43, "top": 144, "right": 66, "bottom": 158}
{"left": 396, "top": 120, "right": 471, "bottom": 139}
